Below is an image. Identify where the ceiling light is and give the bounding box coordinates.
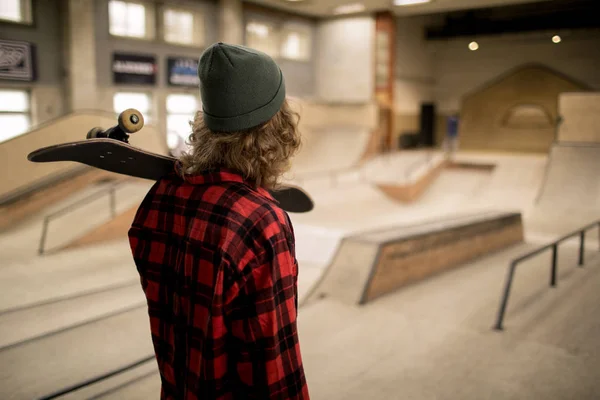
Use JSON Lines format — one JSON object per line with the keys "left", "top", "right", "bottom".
{"left": 552, "top": 35, "right": 561, "bottom": 43}
{"left": 333, "top": 3, "right": 366, "bottom": 14}
{"left": 394, "top": 0, "right": 431, "bottom": 5}
{"left": 468, "top": 41, "right": 479, "bottom": 51}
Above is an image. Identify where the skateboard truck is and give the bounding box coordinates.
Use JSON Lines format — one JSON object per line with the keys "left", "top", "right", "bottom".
{"left": 86, "top": 108, "right": 145, "bottom": 144}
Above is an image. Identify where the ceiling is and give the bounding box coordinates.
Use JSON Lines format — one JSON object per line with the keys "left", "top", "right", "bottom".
{"left": 243, "top": 0, "right": 554, "bottom": 18}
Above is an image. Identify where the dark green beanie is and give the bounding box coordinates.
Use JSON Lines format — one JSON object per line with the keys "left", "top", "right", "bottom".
{"left": 198, "top": 43, "right": 286, "bottom": 132}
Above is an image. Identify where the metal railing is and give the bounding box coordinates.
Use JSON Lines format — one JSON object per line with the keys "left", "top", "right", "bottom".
{"left": 494, "top": 220, "right": 600, "bottom": 331}
{"left": 38, "top": 180, "right": 126, "bottom": 255}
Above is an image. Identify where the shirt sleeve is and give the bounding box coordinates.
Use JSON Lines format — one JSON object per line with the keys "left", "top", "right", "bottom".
{"left": 226, "top": 221, "right": 309, "bottom": 399}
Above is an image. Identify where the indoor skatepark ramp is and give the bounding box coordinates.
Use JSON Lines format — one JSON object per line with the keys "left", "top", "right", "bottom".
{"left": 0, "top": 168, "right": 122, "bottom": 231}
{"left": 530, "top": 143, "right": 600, "bottom": 235}
{"left": 288, "top": 100, "right": 377, "bottom": 176}
{"left": 0, "top": 110, "right": 165, "bottom": 233}
{"left": 302, "top": 211, "right": 524, "bottom": 306}
{"left": 0, "top": 110, "right": 166, "bottom": 205}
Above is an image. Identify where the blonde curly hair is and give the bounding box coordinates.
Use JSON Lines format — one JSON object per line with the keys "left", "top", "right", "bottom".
{"left": 179, "top": 99, "right": 301, "bottom": 190}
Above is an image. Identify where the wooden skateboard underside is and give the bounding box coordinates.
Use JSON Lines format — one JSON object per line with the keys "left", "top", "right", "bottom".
{"left": 29, "top": 139, "right": 175, "bottom": 180}
{"left": 28, "top": 139, "right": 313, "bottom": 213}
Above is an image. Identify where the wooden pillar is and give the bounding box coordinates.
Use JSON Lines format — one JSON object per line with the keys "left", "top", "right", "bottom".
{"left": 374, "top": 12, "right": 396, "bottom": 152}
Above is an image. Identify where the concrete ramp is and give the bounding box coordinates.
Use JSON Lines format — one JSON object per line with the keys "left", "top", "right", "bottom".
{"left": 530, "top": 144, "right": 600, "bottom": 235}
{"left": 303, "top": 212, "right": 524, "bottom": 306}
{"left": 287, "top": 100, "right": 377, "bottom": 177}
{"left": 536, "top": 144, "right": 600, "bottom": 212}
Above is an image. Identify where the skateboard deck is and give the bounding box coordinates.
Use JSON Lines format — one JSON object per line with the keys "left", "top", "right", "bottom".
{"left": 27, "top": 110, "right": 313, "bottom": 213}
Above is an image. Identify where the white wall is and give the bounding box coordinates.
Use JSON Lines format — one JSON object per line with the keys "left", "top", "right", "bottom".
{"left": 431, "top": 32, "right": 600, "bottom": 113}
{"left": 315, "top": 17, "right": 374, "bottom": 103}
{"left": 394, "top": 16, "right": 438, "bottom": 114}
{"left": 243, "top": 9, "right": 318, "bottom": 98}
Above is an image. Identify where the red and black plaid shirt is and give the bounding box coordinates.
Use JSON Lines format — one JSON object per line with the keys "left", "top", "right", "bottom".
{"left": 128, "top": 167, "right": 309, "bottom": 399}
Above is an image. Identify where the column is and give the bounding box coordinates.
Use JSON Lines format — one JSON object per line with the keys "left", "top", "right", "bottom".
{"left": 66, "top": 0, "right": 98, "bottom": 111}
{"left": 219, "top": 0, "right": 244, "bottom": 45}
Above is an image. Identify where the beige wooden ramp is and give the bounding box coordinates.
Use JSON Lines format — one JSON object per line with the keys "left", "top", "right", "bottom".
{"left": 557, "top": 92, "right": 600, "bottom": 144}
{"left": 302, "top": 211, "right": 524, "bottom": 307}
{"left": 58, "top": 205, "right": 138, "bottom": 251}
{"left": 0, "top": 168, "right": 123, "bottom": 231}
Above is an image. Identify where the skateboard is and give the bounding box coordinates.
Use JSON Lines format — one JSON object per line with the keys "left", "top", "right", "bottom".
{"left": 27, "top": 109, "right": 314, "bottom": 213}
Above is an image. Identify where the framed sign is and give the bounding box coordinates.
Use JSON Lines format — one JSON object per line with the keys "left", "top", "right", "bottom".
{"left": 0, "top": 39, "right": 36, "bottom": 81}
{"left": 112, "top": 53, "right": 157, "bottom": 85}
{"left": 167, "top": 57, "right": 199, "bottom": 87}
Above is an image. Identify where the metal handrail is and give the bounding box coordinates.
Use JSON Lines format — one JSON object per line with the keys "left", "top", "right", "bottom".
{"left": 38, "top": 180, "right": 128, "bottom": 255}
{"left": 494, "top": 220, "right": 600, "bottom": 330}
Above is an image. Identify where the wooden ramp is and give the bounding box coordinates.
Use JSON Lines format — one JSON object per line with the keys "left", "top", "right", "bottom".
{"left": 0, "top": 169, "right": 124, "bottom": 231}
{"left": 377, "top": 159, "right": 449, "bottom": 203}
{"left": 303, "top": 211, "right": 524, "bottom": 306}
{"left": 59, "top": 205, "right": 138, "bottom": 251}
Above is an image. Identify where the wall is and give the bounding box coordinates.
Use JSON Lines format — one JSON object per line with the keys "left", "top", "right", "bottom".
{"left": 392, "top": 27, "right": 600, "bottom": 148}
{"left": 94, "top": 0, "right": 219, "bottom": 137}
{"left": 393, "top": 16, "right": 438, "bottom": 146}
{"left": 315, "top": 16, "right": 374, "bottom": 103}
{"left": 459, "top": 65, "right": 585, "bottom": 153}
{"left": 558, "top": 92, "right": 600, "bottom": 143}
{"left": 432, "top": 32, "right": 600, "bottom": 113}
{"left": 0, "top": 0, "right": 65, "bottom": 125}
{"left": 243, "top": 8, "right": 317, "bottom": 98}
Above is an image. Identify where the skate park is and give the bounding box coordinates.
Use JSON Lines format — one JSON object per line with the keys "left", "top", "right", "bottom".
{"left": 1, "top": 0, "right": 600, "bottom": 399}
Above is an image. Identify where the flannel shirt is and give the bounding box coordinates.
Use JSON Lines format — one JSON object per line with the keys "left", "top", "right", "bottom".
{"left": 128, "top": 167, "right": 309, "bottom": 400}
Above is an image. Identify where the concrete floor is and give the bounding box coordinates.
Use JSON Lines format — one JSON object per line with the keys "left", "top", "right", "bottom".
{"left": 1, "top": 147, "right": 598, "bottom": 399}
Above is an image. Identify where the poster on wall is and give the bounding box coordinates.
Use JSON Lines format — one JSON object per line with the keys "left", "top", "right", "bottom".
{"left": 112, "top": 52, "right": 157, "bottom": 85}
{"left": 167, "top": 57, "right": 200, "bottom": 87}
{"left": 0, "top": 39, "right": 36, "bottom": 81}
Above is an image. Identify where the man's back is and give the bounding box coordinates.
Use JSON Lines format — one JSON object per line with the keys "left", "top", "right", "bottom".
{"left": 129, "top": 168, "right": 308, "bottom": 399}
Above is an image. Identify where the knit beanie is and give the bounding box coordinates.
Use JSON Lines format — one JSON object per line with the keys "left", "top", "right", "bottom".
{"left": 198, "top": 43, "right": 286, "bottom": 132}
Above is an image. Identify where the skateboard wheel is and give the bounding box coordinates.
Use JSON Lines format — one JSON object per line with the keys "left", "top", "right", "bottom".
{"left": 87, "top": 127, "right": 104, "bottom": 139}
{"left": 118, "top": 108, "right": 144, "bottom": 134}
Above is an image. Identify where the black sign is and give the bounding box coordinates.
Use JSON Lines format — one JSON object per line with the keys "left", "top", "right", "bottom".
{"left": 167, "top": 57, "right": 199, "bottom": 87}
{"left": 112, "top": 53, "right": 157, "bottom": 85}
{"left": 0, "top": 39, "right": 35, "bottom": 81}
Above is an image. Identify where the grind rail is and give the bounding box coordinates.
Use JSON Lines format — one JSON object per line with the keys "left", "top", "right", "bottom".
{"left": 38, "top": 180, "right": 128, "bottom": 255}
{"left": 494, "top": 220, "right": 600, "bottom": 330}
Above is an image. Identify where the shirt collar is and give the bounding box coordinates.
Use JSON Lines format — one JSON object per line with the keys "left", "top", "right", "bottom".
{"left": 174, "top": 162, "right": 275, "bottom": 202}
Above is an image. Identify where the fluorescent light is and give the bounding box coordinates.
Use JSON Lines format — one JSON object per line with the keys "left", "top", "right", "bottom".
{"left": 333, "top": 3, "right": 366, "bottom": 14}
{"left": 552, "top": 35, "right": 561, "bottom": 43}
{"left": 394, "top": 0, "right": 431, "bottom": 5}
{"left": 468, "top": 41, "right": 479, "bottom": 51}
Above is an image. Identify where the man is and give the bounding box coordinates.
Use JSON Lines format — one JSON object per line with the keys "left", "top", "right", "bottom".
{"left": 128, "top": 43, "right": 309, "bottom": 399}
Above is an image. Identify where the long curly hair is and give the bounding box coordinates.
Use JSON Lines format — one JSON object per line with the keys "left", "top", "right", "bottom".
{"left": 179, "top": 99, "right": 301, "bottom": 190}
